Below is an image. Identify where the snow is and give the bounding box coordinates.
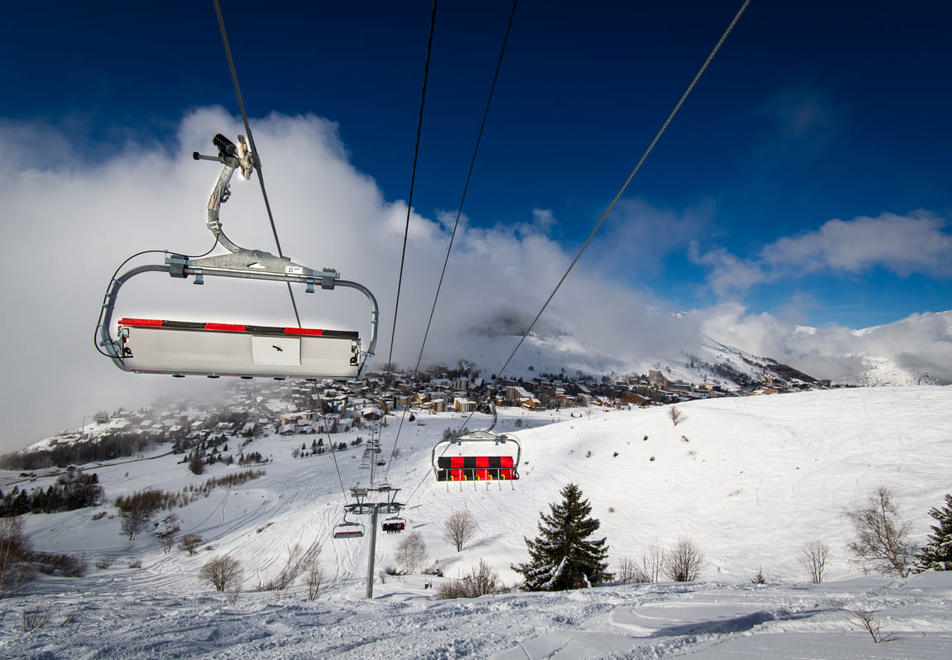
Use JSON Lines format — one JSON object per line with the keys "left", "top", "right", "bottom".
{"left": 2, "top": 386, "right": 952, "bottom": 658}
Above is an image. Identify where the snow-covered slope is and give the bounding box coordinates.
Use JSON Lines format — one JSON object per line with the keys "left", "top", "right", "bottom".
{"left": 3, "top": 387, "right": 952, "bottom": 657}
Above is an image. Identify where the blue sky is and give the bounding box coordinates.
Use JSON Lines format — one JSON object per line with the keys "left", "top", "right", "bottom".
{"left": 2, "top": 0, "right": 950, "bottom": 330}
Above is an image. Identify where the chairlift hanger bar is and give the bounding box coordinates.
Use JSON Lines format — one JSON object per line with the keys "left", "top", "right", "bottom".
{"left": 97, "top": 134, "right": 379, "bottom": 379}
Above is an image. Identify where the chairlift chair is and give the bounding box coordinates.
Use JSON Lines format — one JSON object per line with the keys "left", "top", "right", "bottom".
{"left": 431, "top": 429, "right": 521, "bottom": 482}
{"left": 96, "top": 133, "right": 378, "bottom": 380}
{"left": 333, "top": 517, "right": 364, "bottom": 539}
{"left": 381, "top": 516, "right": 405, "bottom": 534}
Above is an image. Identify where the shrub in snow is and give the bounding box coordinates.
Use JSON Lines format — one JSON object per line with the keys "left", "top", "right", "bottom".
{"left": 200, "top": 555, "right": 243, "bottom": 592}
{"left": 915, "top": 493, "right": 952, "bottom": 572}
{"left": 845, "top": 604, "right": 897, "bottom": 644}
{"left": 668, "top": 406, "right": 684, "bottom": 426}
{"left": 615, "top": 557, "right": 648, "bottom": 585}
{"left": 33, "top": 551, "right": 87, "bottom": 577}
{"left": 845, "top": 487, "right": 912, "bottom": 577}
{"left": 260, "top": 540, "right": 321, "bottom": 591}
{"left": 307, "top": 563, "right": 324, "bottom": 600}
{"left": 178, "top": 534, "right": 203, "bottom": 555}
{"left": 437, "top": 560, "right": 500, "bottom": 599}
{"left": 513, "top": 483, "right": 612, "bottom": 591}
{"left": 664, "top": 538, "right": 704, "bottom": 582}
{"left": 21, "top": 609, "right": 49, "bottom": 631}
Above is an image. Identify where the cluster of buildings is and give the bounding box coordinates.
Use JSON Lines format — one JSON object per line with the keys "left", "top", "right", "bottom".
{"left": 34, "top": 358, "right": 825, "bottom": 457}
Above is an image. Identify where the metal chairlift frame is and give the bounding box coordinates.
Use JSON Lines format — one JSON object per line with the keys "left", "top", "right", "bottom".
{"left": 97, "top": 134, "right": 378, "bottom": 379}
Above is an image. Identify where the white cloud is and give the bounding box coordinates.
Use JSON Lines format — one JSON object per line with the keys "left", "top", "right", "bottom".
{"left": 692, "top": 212, "right": 952, "bottom": 296}
{"left": 595, "top": 199, "right": 711, "bottom": 277}
{"left": 2, "top": 110, "right": 948, "bottom": 453}
{"left": 696, "top": 303, "right": 952, "bottom": 385}
{"left": 0, "top": 109, "right": 702, "bottom": 451}
{"left": 762, "top": 212, "right": 952, "bottom": 276}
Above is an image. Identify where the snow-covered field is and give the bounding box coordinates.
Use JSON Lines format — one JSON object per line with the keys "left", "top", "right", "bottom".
{"left": 2, "top": 386, "right": 952, "bottom": 658}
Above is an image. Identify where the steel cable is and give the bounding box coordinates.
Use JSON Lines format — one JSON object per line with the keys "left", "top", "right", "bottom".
{"left": 213, "top": 0, "right": 302, "bottom": 327}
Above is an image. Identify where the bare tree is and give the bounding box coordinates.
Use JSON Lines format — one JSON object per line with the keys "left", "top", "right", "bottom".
{"left": 307, "top": 562, "right": 324, "bottom": 600}
{"left": 845, "top": 487, "right": 912, "bottom": 577}
{"left": 260, "top": 540, "right": 322, "bottom": 591}
{"left": 615, "top": 557, "right": 648, "bottom": 584}
{"left": 845, "top": 605, "right": 898, "bottom": 643}
{"left": 397, "top": 531, "right": 427, "bottom": 574}
{"left": 1, "top": 516, "right": 35, "bottom": 599}
{"left": 199, "top": 555, "right": 243, "bottom": 592}
{"left": 178, "top": 534, "right": 203, "bottom": 555}
{"left": 798, "top": 540, "right": 830, "bottom": 583}
{"left": 668, "top": 406, "right": 684, "bottom": 426}
{"left": 664, "top": 538, "right": 704, "bottom": 582}
{"left": 443, "top": 510, "right": 478, "bottom": 552}
{"left": 641, "top": 544, "right": 665, "bottom": 583}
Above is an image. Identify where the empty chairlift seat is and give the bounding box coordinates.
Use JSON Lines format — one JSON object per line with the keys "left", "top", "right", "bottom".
{"left": 435, "top": 455, "right": 518, "bottom": 481}
{"left": 117, "top": 317, "right": 361, "bottom": 378}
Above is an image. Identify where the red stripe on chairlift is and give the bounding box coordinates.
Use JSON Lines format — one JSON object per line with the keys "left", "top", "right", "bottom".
{"left": 120, "top": 318, "right": 331, "bottom": 335}
{"left": 118, "top": 318, "right": 164, "bottom": 327}
{"left": 284, "top": 327, "right": 325, "bottom": 336}
{"left": 204, "top": 323, "right": 247, "bottom": 332}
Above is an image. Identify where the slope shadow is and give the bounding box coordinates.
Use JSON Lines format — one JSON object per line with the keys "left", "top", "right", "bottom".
{"left": 649, "top": 607, "right": 834, "bottom": 637}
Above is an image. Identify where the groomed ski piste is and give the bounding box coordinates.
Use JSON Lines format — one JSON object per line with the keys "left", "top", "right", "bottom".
{"left": 2, "top": 386, "right": 952, "bottom": 658}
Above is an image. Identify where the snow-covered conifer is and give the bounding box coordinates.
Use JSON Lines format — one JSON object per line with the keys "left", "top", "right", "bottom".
{"left": 513, "top": 483, "right": 612, "bottom": 591}
{"left": 916, "top": 493, "right": 952, "bottom": 572}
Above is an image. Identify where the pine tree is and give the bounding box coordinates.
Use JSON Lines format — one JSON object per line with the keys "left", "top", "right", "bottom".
{"left": 513, "top": 483, "right": 612, "bottom": 591}
{"left": 916, "top": 493, "right": 952, "bottom": 572}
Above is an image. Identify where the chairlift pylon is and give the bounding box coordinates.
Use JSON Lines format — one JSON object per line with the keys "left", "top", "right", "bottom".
{"left": 96, "top": 133, "right": 378, "bottom": 380}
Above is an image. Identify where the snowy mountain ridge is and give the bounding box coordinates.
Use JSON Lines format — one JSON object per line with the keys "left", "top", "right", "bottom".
{"left": 430, "top": 308, "right": 952, "bottom": 389}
